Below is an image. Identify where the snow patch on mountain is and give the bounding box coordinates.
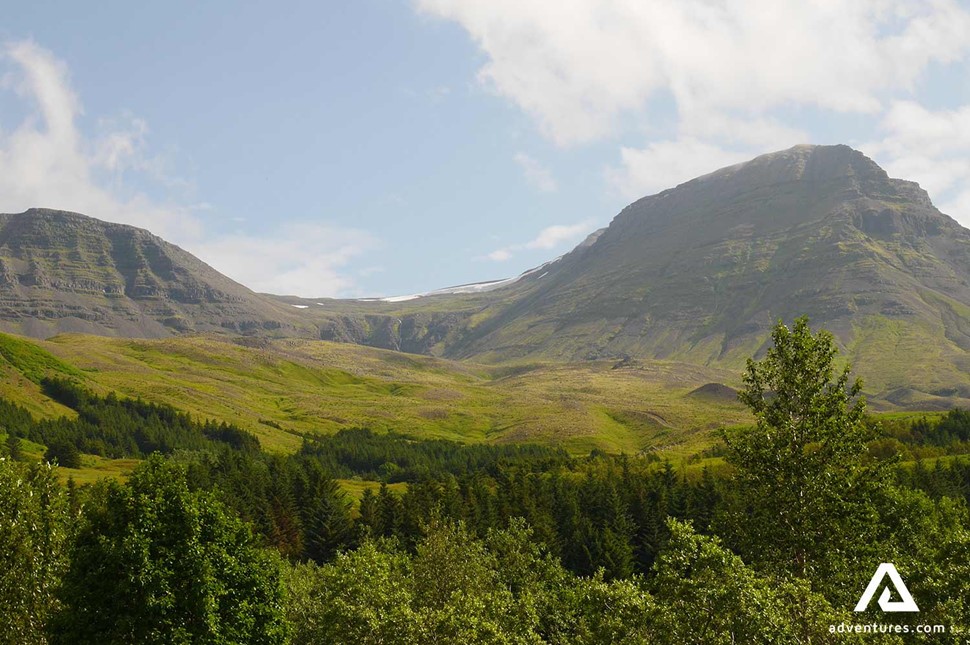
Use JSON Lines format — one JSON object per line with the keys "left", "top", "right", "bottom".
{"left": 365, "top": 259, "right": 560, "bottom": 303}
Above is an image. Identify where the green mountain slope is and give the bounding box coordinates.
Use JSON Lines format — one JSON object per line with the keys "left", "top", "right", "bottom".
{"left": 0, "top": 331, "right": 748, "bottom": 455}
{"left": 307, "top": 145, "right": 970, "bottom": 408}
{"left": 452, "top": 145, "right": 970, "bottom": 360}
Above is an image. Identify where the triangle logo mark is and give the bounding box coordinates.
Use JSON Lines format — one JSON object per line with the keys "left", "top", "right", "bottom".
{"left": 853, "top": 563, "right": 919, "bottom": 613}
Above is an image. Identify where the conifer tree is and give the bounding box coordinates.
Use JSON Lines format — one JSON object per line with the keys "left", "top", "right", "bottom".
{"left": 358, "top": 487, "right": 379, "bottom": 535}
{"left": 377, "top": 482, "right": 402, "bottom": 538}
{"left": 5, "top": 435, "right": 22, "bottom": 462}
{"left": 305, "top": 480, "right": 354, "bottom": 563}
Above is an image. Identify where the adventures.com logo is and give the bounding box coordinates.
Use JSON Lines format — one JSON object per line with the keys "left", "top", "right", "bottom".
{"left": 829, "top": 563, "right": 951, "bottom": 637}
{"left": 854, "top": 563, "right": 919, "bottom": 613}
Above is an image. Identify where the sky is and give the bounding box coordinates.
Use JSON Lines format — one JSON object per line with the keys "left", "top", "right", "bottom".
{"left": 2, "top": 0, "right": 970, "bottom": 298}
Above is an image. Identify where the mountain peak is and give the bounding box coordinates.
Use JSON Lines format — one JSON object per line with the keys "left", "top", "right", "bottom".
{"left": 418, "top": 142, "right": 970, "bottom": 408}
{"left": 610, "top": 144, "right": 936, "bottom": 238}
{"left": 698, "top": 144, "right": 888, "bottom": 188}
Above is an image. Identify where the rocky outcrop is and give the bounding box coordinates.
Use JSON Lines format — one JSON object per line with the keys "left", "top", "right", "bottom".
{"left": 0, "top": 209, "right": 314, "bottom": 339}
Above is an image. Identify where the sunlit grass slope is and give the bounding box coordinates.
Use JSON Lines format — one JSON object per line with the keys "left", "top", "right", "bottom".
{"left": 1, "top": 332, "right": 751, "bottom": 456}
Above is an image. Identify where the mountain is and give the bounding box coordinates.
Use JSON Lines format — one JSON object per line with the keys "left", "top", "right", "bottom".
{"left": 4, "top": 145, "right": 970, "bottom": 408}
{"left": 308, "top": 145, "right": 970, "bottom": 407}
{"left": 445, "top": 144, "right": 970, "bottom": 359}
{"left": 0, "top": 209, "right": 313, "bottom": 338}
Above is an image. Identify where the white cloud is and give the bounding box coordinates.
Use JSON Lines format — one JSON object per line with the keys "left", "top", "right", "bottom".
{"left": 418, "top": 0, "right": 970, "bottom": 215}
{"left": 875, "top": 101, "right": 970, "bottom": 158}
{"left": 198, "top": 223, "right": 380, "bottom": 297}
{"left": 513, "top": 152, "right": 557, "bottom": 192}
{"left": 940, "top": 189, "right": 970, "bottom": 223}
{"left": 487, "top": 249, "right": 513, "bottom": 262}
{"left": 416, "top": 0, "right": 970, "bottom": 147}
{"left": 0, "top": 40, "right": 377, "bottom": 297}
{"left": 678, "top": 110, "right": 808, "bottom": 150}
{"left": 606, "top": 139, "right": 750, "bottom": 200}
{"left": 0, "top": 40, "right": 203, "bottom": 241}
{"left": 487, "top": 220, "right": 594, "bottom": 261}
{"left": 524, "top": 222, "right": 589, "bottom": 249}
{"left": 863, "top": 100, "right": 970, "bottom": 225}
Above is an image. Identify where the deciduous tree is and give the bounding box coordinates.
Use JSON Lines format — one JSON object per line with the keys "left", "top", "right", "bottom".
{"left": 721, "top": 317, "right": 884, "bottom": 588}
{"left": 50, "top": 457, "right": 286, "bottom": 645}
{"left": 0, "top": 459, "right": 70, "bottom": 644}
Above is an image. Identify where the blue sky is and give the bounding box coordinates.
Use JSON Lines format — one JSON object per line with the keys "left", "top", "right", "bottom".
{"left": 3, "top": 1, "right": 970, "bottom": 297}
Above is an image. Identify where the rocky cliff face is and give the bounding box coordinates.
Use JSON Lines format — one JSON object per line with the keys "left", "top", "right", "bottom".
{"left": 0, "top": 209, "right": 312, "bottom": 338}
{"left": 317, "top": 310, "right": 475, "bottom": 356}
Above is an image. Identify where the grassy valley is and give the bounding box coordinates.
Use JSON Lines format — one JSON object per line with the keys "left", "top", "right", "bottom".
{"left": 0, "top": 332, "right": 751, "bottom": 460}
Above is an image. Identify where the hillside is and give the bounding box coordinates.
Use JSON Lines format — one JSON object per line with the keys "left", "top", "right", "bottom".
{"left": 0, "top": 332, "right": 749, "bottom": 456}
{"left": 445, "top": 145, "right": 970, "bottom": 360}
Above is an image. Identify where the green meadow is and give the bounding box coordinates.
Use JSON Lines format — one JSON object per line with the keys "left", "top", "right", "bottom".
{"left": 1, "top": 329, "right": 957, "bottom": 486}
{"left": 0, "top": 332, "right": 751, "bottom": 456}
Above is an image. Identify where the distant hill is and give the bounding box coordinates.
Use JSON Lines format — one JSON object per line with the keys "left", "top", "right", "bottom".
{"left": 0, "top": 209, "right": 313, "bottom": 338}
{"left": 688, "top": 383, "right": 738, "bottom": 402}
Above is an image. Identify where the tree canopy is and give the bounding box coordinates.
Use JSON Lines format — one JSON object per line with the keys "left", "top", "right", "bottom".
{"left": 50, "top": 457, "right": 286, "bottom": 645}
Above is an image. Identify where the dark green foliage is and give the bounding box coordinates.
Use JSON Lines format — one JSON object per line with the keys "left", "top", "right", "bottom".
{"left": 50, "top": 457, "right": 286, "bottom": 645}
{"left": 5, "top": 435, "right": 23, "bottom": 461}
{"left": 43, "top": 439, "right": 80, "bottom": 469}
{"left": 901, "top": 456, "right": 970, "bottom": 505}
{"left": 350, "top": 458, "right": 696, "bottom": 580}
{"left": 0, "top": 399, "right": 34, "bottom": 437}
{"left": 298, "top": 427, "right": 570, "bottom": 481}
{"left": 910, "top": 409, "right": 970, "bottom": 446}
{"left": 304, "top": 479, "right": 354, "bottom": 563}
{"left": 358, "top": 488, "right": 379, "bottom": 533}
{"left": 180, "top": 449, "right": 355, "bottom": 563}
{"left": 930, "top": 409, "right": 970, "bottom": 442}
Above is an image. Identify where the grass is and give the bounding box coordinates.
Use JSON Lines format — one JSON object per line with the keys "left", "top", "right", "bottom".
{"left": 845, "top": 313, "right": 970, "bottom": 410}
{"left": 0, "top": 332, "right": 85, "bottom": 383}
{"left": 337, "top": 479, "right": 408, "bottom": 508}
{"left": 2, "top": 329, "right": 960, "bottom": 484}
{"left": 8, "top": 333, "right": 752, "bottom": 457}
{"left": 59, "top": 456, "right": 141, "bottom": 485}
{"left": 0, "top": 334, "right": 84, "bottom": 419}
{"left": 1, "top": 432, "right": 47, "bottom": 461}
{"left": 1, "top": 429, "right": 138, "bottom": 484}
